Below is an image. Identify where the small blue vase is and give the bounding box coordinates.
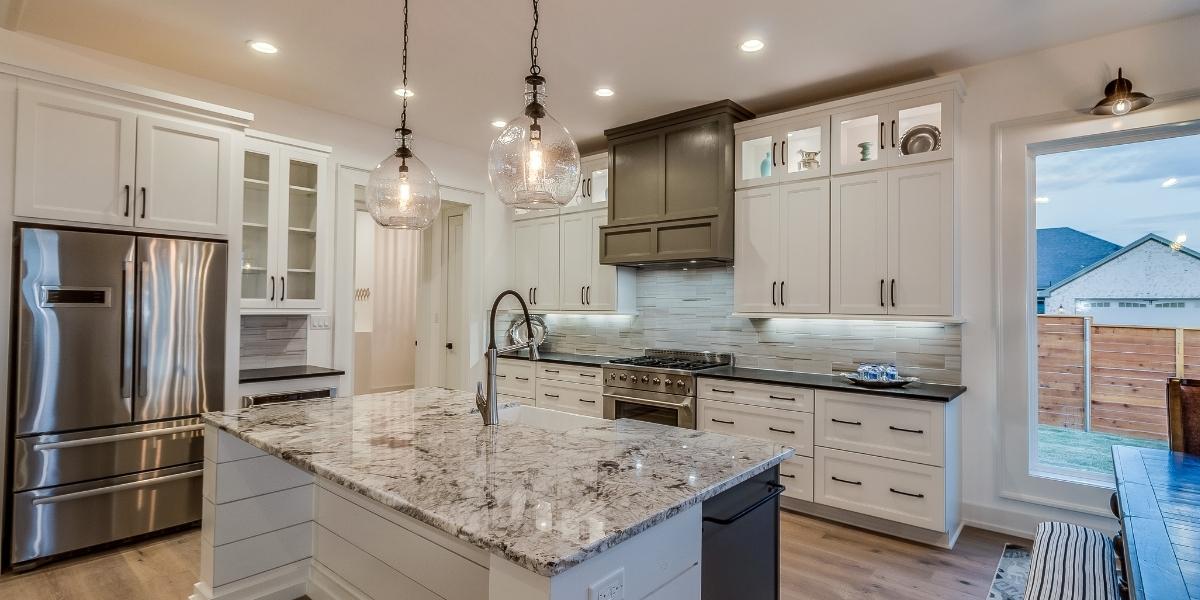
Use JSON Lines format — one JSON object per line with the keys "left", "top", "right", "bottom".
{"left": 760, "top": 152, "right": 771, "bottom": 177}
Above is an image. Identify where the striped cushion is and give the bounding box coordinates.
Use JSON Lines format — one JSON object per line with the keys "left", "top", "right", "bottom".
{"left": 1024, "top": 522, "right": 1119, "bottom": 600}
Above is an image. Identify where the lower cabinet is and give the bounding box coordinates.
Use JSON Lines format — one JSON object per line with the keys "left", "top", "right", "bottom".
{"left": 535, "top": 378, "right": 603, "bottom": 418}
{"left": 496, "top": 358, "right": 535, "bottom": 401}
{"left": 813, "top": 447, "right": 946, "bottom": 532}
{"left": 778, "top": 456, "right": 813, "bottom": 502}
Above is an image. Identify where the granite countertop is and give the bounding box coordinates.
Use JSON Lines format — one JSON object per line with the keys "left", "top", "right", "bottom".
{"left": 239, "top": 365, "right": 346, "bottom": 384}
{"left": 498, "top": 349, "right": 619, "bottom": 367}
{"left": 696, "top": 366, "right": 966, "bottom": 402}
{"left": 202, "top": 388, "right": 791, "bottom": 577}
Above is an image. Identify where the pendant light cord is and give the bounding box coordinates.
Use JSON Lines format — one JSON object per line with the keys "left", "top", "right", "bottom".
{"left": 400, "top": 0, "right": 410, "bottom": 134}
{"left": 529, "top": 0, "right": 540, "bottom": 76}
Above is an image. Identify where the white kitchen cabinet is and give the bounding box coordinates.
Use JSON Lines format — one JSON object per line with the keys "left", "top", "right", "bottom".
{"left": 14, "top": 84, "right": 230, "bottom": 235}
{"left": 734, "top": 180, "right": 830, "bottom": 315}
{"left": 831, "top": 91, "right": 955, "bottom": 176}
{"left": 733, "top": 186, "right": 781, "bottom": 313}
{"left": 735, "top": 116, "right": 830, "bottom": 190}
{"left": 562, "top": 153, "right": 609, "bottom": 214}
{"left": 887, "top": 162, "right": 954, "bottom": 316}
{"left": 513, "top": 215, "right": 561, "bottom": 310}
{"left": 240, "top": 133, "right": 331, "bottom": 312}
{"left": 558, "top": 212, "right": 591, "bottom": 311}
{"left": 830, "top": 171, "right": 888, "bottom": 315}
{"left": 514, "top": 208, "right": 633, "bottom": 313}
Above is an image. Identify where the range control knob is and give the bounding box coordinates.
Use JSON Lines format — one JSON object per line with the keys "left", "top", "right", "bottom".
{"left": 619, "top": 374, "right": 627, "bottom": 381}
{"left": 641, "top": 375, "right": 649, "bottom": 383}
{"left": 609, "top": 373, "right": 617, "bottom": 380}
{"left": 663, "top": 378, "right": 673, "bottom": 386}
{"left": 676, "top": 380, "right": 686, "bottom": 389}
{"left": 652, "top": 377, "right": 661, "bottom": 385}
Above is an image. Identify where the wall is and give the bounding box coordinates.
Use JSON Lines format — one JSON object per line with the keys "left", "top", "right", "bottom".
{"left": 509, "top": 268, "right": 963, "bottom": 384}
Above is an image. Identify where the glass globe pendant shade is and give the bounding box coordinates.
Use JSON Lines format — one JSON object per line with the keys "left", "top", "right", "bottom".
{"left": 489, "top": 77, "right": 580, "bottom": 210}
{"left": 366, "top": 130, "right": 441, "bottom": 230}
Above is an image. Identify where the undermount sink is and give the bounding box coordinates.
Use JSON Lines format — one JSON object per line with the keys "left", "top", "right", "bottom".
{"left": 500, "top": 404, "right": 606, "bottom": 432}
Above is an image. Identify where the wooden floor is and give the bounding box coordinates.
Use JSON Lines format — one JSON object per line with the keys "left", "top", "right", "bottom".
{"left": 0, "top": 512, "right": 1024, "bottom": 599}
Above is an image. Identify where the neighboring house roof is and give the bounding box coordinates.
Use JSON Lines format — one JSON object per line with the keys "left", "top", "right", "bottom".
{"left": 1043, "top": 233, "right": 1200, "bottom": 296}
{"left": 1037, "top": 227, "right": 1120, "bottom": 294}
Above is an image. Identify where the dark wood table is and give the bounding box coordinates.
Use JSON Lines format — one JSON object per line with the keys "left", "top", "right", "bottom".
{"left": 1112, "top": 445, "right": 1200, "bottom": 599}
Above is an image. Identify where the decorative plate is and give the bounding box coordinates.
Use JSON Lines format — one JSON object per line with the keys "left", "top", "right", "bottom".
{"left": 899, "top": 124, "right": 942, "bottom": 156}
{"left": 508, "top": 315, "right": 547, "bottom": 348}
{"left": 841, "top": 373, "right": 920, "bottom": 388}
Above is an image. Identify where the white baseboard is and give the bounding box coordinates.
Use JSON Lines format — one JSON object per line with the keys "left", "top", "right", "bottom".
{"left": 306, "top": 560, "right": 372, "bottom": 600}
{"left": 189, "top": 560, "right": 310, "bottom": 600}
{"left": 961, "top": 500, "right": 1117, "bottom": 540}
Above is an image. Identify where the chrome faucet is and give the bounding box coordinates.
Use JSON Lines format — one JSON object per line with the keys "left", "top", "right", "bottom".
{"left": 476, "top": 289, "right": 539, "bottom": 425}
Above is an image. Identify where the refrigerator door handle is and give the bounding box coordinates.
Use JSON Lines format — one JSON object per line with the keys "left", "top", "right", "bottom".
{"left": 30, "top": 470, "right": 202, "bottom": 506}
{"left": 121, "top": 256, "right": 136, "bottom": 402}
{"left": 136, "top": 259, "right": 150, "bottom": 400}
{"left": 31, "top": 424, "right": 204, "bottom": 451}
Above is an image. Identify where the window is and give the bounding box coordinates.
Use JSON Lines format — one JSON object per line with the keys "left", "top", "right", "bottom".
{"left": 1034, "top": 132, "right": 1199, "bottom": 480}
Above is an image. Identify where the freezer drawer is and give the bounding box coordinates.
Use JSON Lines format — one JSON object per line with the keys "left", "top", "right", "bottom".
{"left": 10, "top": 463, "right": 203, "bottom": 565}
{"left": 12, "top": 418, "right": 204, "bottom": 492}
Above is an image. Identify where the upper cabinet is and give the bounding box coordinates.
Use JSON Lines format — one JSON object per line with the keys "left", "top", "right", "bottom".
{"left": 240, "top": 133, "right": 332, "bottom": 313}
{"left": 734, "top": 181, "right": 831, "bottom": 315}
{"left": 512, "top": 215, "right": 561, "bottom": 311}
{"left": 511, "top": 207, "right": 635, "bottom": 314}
{"left": 735, "top": 114, "right": 831, "bottom": 189}
{"left": 561, "top": 153, "right": 609, "bottom": 214}
{"left": 831, "top": 90, "right": 956, "bottom": 175}
{"left": 14, "top": 83, "right": 231, "bottom": 235}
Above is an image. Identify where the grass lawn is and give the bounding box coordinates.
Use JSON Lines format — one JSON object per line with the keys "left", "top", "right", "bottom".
{"left": 1037, "top": 425, "right": 1169, "bottom": 476}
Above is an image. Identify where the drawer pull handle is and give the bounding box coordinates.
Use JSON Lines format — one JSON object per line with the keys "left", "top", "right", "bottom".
{"left": 831, "top": 476, "right": 862, "bottom": 486}
{"left": 779, "top": 473, "right": 796, "bottom": 479}
{"left": 831, "top": 418, "right": 862, "bottom": 426}
{"left": 888, "top": 425, "right": 925, "bottom": 434}
{"left": 514, "top": 376, "right": 529, "bottom": 381}
{"left": 578, "top": 398, "right": 597, "bottom": 404}
{"left": 769, "top": 395, "right": 795, "bottom": 401}
{"left": 889, "top": 488, "right": 925, "bottom": 499}
{"left": 496, "top": 374, "right": 508, "bottom": 379}
{"left": 768, "top": 427, "right": 795, "bottom": 435}
{"left": 544, "top": 369, "right": 560, "bottom": 373}
{"left": 579, "top": 373, "right": 597, "bottom": 378}
{"left": 711, "top": 388, "right": 735, "bottom": 394}
{"left": 710, "top": 418, "right": 735, "bottom": 425}
{"left": 543, "top": 393, "right": 560, "bottom": 398}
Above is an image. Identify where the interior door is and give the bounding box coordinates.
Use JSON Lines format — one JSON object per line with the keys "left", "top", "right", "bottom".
{"left": 887, "top": 162, "right": 954, "bottom": 315}
{"left": 136, "top": 237, "right": 227, "bottom": 421}
{"left": 830, "top": 172, "right": 887, "bottom": 315}
{"left": 14, "top": 86, "right": 136, "bottom": 226}
{"left": 586, "top": 211, "right": 617, "bottom": 311}
{"left": 444, "top": 214, "right": 465, "bottom": 389}
{"left": 780, "top": 180, "right": 831, "bottom": 314}
{"left": 533, "top": 216, "right": 561, "bottom": 309}
{"left": 558, "top": 212, "right": 591, "bottom": 310}
{"left": 134, "top": 115, "right": 229, "bottom": 235}
{"left": 733, "top": 186, "right": 781, "bottom": 313}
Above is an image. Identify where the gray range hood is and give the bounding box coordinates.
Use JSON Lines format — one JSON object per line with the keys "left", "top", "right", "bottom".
{"left": 599, "top": 100, "right": 753, "bottom": 267}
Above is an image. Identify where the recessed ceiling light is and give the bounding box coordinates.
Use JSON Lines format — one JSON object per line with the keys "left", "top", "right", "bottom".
{"left": 393, "top": 87, "right": 415, "bottom": 97}
{"left": 594, "top": 87, "right": 614, "bottom": 97}
{"left": 247, "top": 41, "right": 278, "bottom": 54}
{"left": 1035, "top": 196, "right": 1050, "bottom": 204}
{"left": 1162, "top": 177, "right": 1179, "bottom": 188}
{"left": 740, "top": 39, "right": 765, "bottom": 53}
{"left": 491, "top": 120, "right": 507, "bottom": 128}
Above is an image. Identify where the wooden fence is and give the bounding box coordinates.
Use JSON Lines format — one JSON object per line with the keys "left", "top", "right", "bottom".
{"left": 1037, "top": 316, "right": 1198, "bottom": 441}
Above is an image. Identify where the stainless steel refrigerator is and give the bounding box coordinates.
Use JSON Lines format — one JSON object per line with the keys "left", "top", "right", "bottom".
{"left": 8, "top": 226, "right": 226, "bottom": 567}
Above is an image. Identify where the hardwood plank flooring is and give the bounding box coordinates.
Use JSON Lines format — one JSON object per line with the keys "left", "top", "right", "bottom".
{"left": 0, "top": 513, "right": 1025, "bottom": 599}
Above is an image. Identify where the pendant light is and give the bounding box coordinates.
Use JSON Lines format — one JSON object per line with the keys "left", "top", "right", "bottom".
{"left": 366, "top": 0, "right": 441, "bottom": 229}
{"left": 488, "top": 0, "right": 580, "bottom": 210}
{"left": 1091, "top": 68, "right": 1154, "bottom": 116}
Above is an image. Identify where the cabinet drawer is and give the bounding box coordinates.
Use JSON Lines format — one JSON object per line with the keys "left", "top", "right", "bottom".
{"left": 496, "top": 359, "right": 535, "bottom": 398}
{"left": 537, "top": 363, "right": 602, "bottom": 384}
{"left": 813, "top": 447, "right": 946, "bottom": 531}
{"left": 778, "top": 456, "right": 813, "bottom": 502}
{"left": 700, "top": 400, "right": 812, "bottom": 458}
{"left": 814, "top": 391, "right": 944, "bottom": 466}
{"left": 497, "top": 394, "right": 533, "bottom": 407}
{"left": 697, "top": 378, "right": 814, "bottom": 413}
{"left": 536, "top": 379, "right": 603, "bottom": 418}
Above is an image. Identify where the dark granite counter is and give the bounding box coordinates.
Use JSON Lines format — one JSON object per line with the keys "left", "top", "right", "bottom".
{"left": 498, "top": 350, "right": 620, "bottom": 367}
{"left": 239, "top": 365, "right": 346, "bottom": 384}
{"left": 696, "top": 366, "right": 965, "bottom": 402}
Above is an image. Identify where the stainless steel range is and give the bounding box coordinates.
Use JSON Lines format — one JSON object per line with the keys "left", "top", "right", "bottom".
{"left": 602, "top": 349, "right": 732, "bottom": 429}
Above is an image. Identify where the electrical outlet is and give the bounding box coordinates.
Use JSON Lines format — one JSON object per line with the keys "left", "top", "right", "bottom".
{"left": 589, "top": 569, "right": 625, "bottom": 600}
{"left": 309, "top": 314, "right": 331, "bottom": 330}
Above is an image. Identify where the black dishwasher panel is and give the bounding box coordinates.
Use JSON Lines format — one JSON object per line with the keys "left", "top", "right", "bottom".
{"left": 702, "top": 466, "right": 782, "bottom": 600}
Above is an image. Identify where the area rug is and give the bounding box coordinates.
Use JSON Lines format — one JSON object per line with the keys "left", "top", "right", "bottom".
{"left": 987, "top": 543, "right": 1032, "bottom": 600}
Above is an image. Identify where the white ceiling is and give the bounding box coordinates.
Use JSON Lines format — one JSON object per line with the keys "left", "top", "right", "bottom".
{"left": 10, "top": 0, "right": 1199, "bottom": 153}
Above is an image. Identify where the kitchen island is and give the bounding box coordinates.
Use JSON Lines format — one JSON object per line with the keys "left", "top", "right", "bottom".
{"left": 192, "top": 387, "right": 792, "bottom": 600}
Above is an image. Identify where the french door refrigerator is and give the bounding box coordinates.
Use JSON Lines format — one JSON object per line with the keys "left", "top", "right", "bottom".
{"left": 8, "top": 226, "right": 226, "bottom": 567}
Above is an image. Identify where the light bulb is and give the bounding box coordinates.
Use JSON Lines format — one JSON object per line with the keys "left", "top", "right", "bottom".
{"left": 1112, "top": 99, "right": 1131, "bottom": 115}
{"left": 399, "top": 176, "right": 412, "bottom": 203}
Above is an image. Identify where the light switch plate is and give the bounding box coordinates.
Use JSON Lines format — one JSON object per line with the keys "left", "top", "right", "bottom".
{"left": 590, "top": 569, "right": 625, "bottom": 600}
{"left": 309, "top": 314, "right": 331, "bottom": 330}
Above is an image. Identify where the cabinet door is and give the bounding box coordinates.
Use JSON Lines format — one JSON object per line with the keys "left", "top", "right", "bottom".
{"left": 831, "top": 103, "right": 889, "bottom": 175}
{"left": 664, "top": 117, "right": 724, "bottom": 219}
{"left": 532, "top": 216, "right": 560, "bottom": 310}
{"left": 778, "top": 115, "right": 831, "bottom": 183}
{"left": 780, "top": 180, "right": 830, "bottom": 314}
{"left": 887, "top": 162, "right": 954, "bottom": 316}
{"left": 558, "top": 212, "right": 591, "bottom": 310}
{"left": 240, "top": 142, "right": 283, "bottom": 310}
{"left": 830, "top": 172, "right": 887, "bottom": 315}
{"left": 512, "top": 220, "right": 541, "bottom": 303}
{"left": 586, "top": 211, "right": 617, "bottom": 311}
{"left": 888, "top": 91, "right": 955, "bottom": 167}
{"left": 733, "top": 187, "right": 781, "bottom": 313}
{"left": 277, "top": 148, "right": 327, "bottom": 309}
{"left": 609, "top": 133, "right": 662, "bottom": 225}
{"left": 734, "top": 125, "right": 778, "bottom": 189}
{"left": 584, "top": 154, "right": 609, "bottom": 211}
{"left": 15, "top": 86, "right": 136, "bottom": 226}
{"left": 134, "top": 115, "right": 230, "bottom": 235}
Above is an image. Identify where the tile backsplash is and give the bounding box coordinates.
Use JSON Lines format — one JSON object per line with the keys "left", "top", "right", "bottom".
{"left": 504, "top": 268, "right": 961, "bottom": 384}
{"left": 240, "top": 315, "right": 308, "bottom": 369}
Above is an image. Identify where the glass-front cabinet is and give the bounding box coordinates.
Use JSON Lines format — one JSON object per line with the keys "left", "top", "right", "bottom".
{"left": 240, "top": 136, "right": 329, "bottom": 312}
{"left": 735, "top": 116, "right": 830, "bottom": 188}
{"left": 561, "top": 152, "right": 609, "bottom": 214}
{"left": 832, "top": 91, "right": 954, "bottom": 174}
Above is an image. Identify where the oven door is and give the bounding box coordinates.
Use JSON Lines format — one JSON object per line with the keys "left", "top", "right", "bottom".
{"left": 603, "top": 389, "right": 695, "bottom": 429}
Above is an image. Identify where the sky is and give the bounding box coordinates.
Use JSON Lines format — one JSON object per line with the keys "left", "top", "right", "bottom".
{"left": 1035, "top": 132, "right": 1200, "bottom": 247}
